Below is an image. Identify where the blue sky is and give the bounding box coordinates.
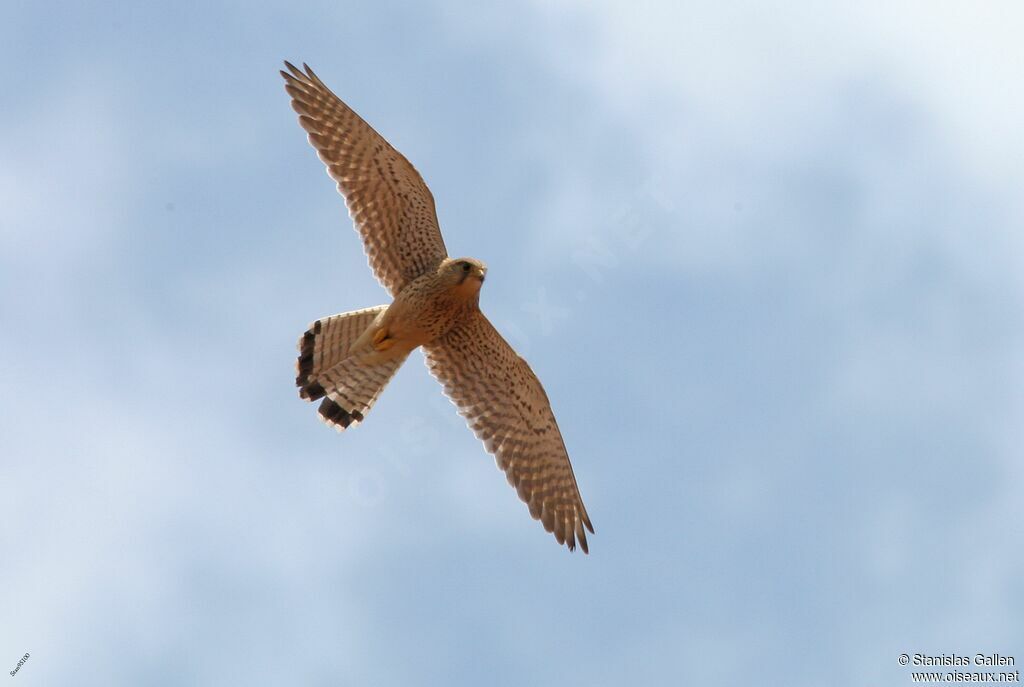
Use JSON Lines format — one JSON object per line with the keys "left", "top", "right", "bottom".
{"left": 2, "top": 1, "right": 1022, "bottom": 685}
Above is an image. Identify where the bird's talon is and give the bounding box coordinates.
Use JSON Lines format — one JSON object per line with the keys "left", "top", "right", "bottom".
{"left": 372, "top": 328, "right": 394, "bottom": 351}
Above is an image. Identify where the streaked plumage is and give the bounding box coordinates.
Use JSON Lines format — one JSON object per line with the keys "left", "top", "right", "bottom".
{"left": 281, "top": 61, "right": 594, "bottom": 553}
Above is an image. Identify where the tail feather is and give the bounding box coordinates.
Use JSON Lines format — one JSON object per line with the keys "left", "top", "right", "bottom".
{"left": 296, "top": 306, "right": 386, "bottom": 398}
{"left": 314, "top": 352, "right": 409, "bottom": 431}
{"left": 296, "top": 306, "right": 407, "bottom": 432}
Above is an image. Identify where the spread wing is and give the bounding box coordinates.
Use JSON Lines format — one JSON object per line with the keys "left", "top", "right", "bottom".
{"left": 423, "top": 311, "right": 594, "bottom": 553}
{"left": 281, "top": 61, "right": 448, "bottom": 296}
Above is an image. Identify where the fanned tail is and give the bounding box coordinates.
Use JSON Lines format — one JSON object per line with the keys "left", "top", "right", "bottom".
{"left": 296, "top": 307, "right": 407, "bottom": 430}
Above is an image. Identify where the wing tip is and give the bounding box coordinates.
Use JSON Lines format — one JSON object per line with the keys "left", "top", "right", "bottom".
{"left": 281, "top": 60, "right": 326, "bottom": 89}
{"left": 281, "top": 60, "right": 323, "bottom": 92}
{"left": 281, "top": 61, "right": 301, "bottom": 85}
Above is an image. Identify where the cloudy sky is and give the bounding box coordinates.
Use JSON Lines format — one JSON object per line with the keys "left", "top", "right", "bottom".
{"left": 2, "top": 1, "right": 1022, "bottom": 685}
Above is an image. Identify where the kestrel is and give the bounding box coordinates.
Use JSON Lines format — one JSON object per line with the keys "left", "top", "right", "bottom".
{"left": 281, "top": 62, "right": 594, "bottom": 553}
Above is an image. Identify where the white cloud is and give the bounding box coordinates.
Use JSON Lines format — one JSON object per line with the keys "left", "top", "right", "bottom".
{"left": 496, "top": 1, "right": 1024, "bottom": 280}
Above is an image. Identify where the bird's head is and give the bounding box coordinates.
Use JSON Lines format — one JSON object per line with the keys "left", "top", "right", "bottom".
{"left": 441, "top": 257, "right": 488, "bottom": 297}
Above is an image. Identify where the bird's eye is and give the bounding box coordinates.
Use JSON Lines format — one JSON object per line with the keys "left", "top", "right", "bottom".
{"left": 461, "top": 262, "right": 471, "bottom": 272}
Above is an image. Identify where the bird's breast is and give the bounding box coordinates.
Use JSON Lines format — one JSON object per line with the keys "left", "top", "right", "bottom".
{"left": 384, "top": 284, "right": 466, "bottom": 348}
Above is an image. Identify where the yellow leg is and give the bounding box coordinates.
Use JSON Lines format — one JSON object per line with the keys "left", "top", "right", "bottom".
{"left": 372, "top": 327, "right": 395, "bottom": 351}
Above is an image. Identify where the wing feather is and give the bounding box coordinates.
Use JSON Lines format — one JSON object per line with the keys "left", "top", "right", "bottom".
{"left": 281, "top": 61, "right": 448, "bottom": 296}
{"left": 423, "top": 311, "right": 594, "bottom": 553}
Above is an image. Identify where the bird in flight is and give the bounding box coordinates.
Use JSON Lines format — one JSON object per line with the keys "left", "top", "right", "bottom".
{"left": 281, "top": 61, "right": 594, "bottom": 553}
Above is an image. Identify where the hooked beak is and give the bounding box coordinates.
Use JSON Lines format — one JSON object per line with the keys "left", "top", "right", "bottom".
{"left": 474, "top": 265, "right": 487, "bottom": 283}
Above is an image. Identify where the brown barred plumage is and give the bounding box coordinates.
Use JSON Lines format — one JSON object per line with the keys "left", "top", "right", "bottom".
{"left": 297, "top": 306, "right": 386, "bottom": 397}
{"left": 423, "top": 312, "right": 594, "bottom": 552}
{"left": 283, "top": 62, "right": 594, "bottom": 553}
{"left": 281, "top": 61, "right": 447, "bottom": 297}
